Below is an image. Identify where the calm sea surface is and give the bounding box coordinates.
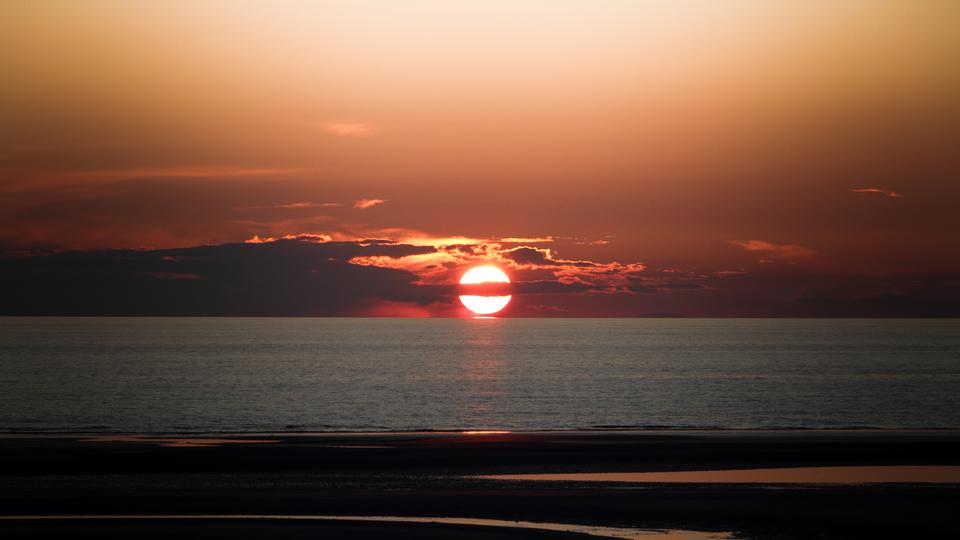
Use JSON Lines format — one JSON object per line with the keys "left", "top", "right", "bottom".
{"left": 1, "top": 318, "right": 958, "bottom": 433}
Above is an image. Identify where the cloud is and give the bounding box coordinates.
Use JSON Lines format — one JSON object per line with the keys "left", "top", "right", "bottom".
{"left": 730, "top": 240, "right": 817, "bottom": 260}
{"left": 0, "top": 238, "right": 443, "bottom": 316}
{"left": 323, "top": 121, "right": 378, "bottom": 138}
{"left": 244, "top": 233, "right": 333, "bottom": 244}
{"left": 501, "top": 246, "right": 596, "bottom": 268}
{"left": 693, "top": 267, "right": 960, "bottom": 317}
{"left": 850, "top": 187, "right": 904, "bottom": 198}
{"left": 445, "top": 245, "right": 647, "bottom": 295}
{"left": 498, "top": 236, "right": 554, "bottom": 244}
{"left": 499, "top": 246, "right": 645, "bottom": 285}
{"left": 372, "top": 229, "right": 486, "bottom": 247}
{"left": 3, "top": 235, "right": 958, "bottom": 317}
{"left": 354, "top": 198, "right": 386, "bottom": 210}
{"left": 501, "top": 246, "right": 556, "bottom": 266}
{"left": 345, "top": 236, "right": 647, "bottom": 301}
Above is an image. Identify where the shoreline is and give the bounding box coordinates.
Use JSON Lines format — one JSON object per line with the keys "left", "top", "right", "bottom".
{"left": 3, "top": 430, "right": 960, "bottom": 539}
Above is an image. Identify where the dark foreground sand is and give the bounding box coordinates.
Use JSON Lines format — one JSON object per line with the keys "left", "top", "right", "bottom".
{"left": 2, "top": 430, "right": 960, "bottom": 539}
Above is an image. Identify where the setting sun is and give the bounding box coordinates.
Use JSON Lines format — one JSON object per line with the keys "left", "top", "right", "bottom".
{"left": 459, "top": 265, "right": 512, "bottom": 316}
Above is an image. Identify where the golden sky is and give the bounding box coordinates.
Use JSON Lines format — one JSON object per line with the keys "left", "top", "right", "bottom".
{"left": 2, "top": 0, "right": 959, "bottom": 315}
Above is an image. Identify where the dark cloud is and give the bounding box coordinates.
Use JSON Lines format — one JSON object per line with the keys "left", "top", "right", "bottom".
{"left": 502, "top": 246, "right": 553, "bottom": 266}
{"left": 2, "top": 237, "right": 958, "bottom": 317}
{"left": 670, "top": 268, "right": 960, "bottom": 317}
{"left": 444, "top": 244, "right": 490, "bottom": 256}
{"left": 0, "top": 239, "right": 445, "bottom": 315}
{"left": 783, "top": 274, "right": 960, "bottom": 317}
{"left": 501, "top": 246, "right": 597, "bottom": 268}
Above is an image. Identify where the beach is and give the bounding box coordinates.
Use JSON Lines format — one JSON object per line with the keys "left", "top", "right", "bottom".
{"left": 3, "top": 430, "right": 960, "bottom": 539}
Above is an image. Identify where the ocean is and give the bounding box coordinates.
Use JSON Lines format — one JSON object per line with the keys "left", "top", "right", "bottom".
{"left": 1, "top": 317, "right": 958, "bottom": 433}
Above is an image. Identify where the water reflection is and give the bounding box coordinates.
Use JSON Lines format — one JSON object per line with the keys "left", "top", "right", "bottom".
{"left": 80, "top": 436, "right": 279, "bottom": 447}
{"left": 461, "top": 318, "right": 506, "bottom": 429}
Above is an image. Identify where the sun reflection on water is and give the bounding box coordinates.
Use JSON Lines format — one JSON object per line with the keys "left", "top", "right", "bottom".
{"left": 461, "top": 316, "right": 506, "bottom": 430}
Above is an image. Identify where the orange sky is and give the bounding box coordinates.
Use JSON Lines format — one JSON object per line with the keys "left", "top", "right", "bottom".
{"left": 1, "top": 1, "right": 959, "bottom": 316}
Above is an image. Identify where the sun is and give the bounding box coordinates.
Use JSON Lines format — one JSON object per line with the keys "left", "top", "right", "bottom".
{"left": 459, "top": 265, "right": 511, "bottom": 316}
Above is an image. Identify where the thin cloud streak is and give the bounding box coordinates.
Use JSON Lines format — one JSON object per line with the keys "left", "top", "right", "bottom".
{"left": 850, "top": 187, "right": 904, "bottom": 198}
{"left": 730, "top": 240, "right": 817, "bottom": 260}
{"left": 498, "top": 237, "right": 554, "bottom": 243}
{"left": 354, "top": 198, "right": 386, "bottom": 209}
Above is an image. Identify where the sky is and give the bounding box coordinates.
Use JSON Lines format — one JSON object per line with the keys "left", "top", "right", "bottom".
{"left": 2, "top": 0, "right": 959, "bottom": 316}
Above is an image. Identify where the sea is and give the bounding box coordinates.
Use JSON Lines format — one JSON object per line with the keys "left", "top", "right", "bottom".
{"left": 1, "top": 317, "right": 958, "bottom": 433}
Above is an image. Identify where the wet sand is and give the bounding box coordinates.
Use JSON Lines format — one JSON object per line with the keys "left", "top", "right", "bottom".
{"left": 2, "top": 430, "right": 960, "bottom": 539}
{"left": 0, "top": 515, "right": 731, "bottom": 540}
{"left": 482, "top": 465, "right": 960, "bottom": 484}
